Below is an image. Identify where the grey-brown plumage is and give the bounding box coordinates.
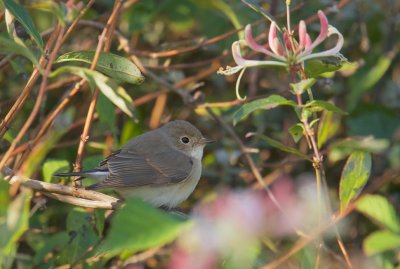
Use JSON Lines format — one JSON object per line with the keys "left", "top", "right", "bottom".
{"left": 55, "top": 120, "right": 213, "bottom": 208}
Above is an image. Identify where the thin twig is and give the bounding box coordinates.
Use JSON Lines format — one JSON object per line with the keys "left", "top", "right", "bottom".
{"left": 73, "top": 0, "right": 124, "bottom": 180}
{"left": 0, "top": 25, "right": 65, "bottom": 170}
{"left": 262, "top": 170, "right": 400, "bottom": 269}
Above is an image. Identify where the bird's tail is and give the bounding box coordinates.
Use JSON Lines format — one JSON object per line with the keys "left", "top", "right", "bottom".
{"left": 54, "top": 169, "right": 108, "bottom": 181}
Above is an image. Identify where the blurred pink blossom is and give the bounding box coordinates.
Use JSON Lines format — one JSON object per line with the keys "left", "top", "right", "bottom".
{"left": 169, "top": 177, "right": 321, "bottom": 269}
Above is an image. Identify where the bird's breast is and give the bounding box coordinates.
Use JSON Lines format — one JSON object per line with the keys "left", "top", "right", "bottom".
{"left": 116, "top": 159, "right": 202, "bottom": 208}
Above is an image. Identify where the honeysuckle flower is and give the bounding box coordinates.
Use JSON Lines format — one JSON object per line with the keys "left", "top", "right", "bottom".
{"left": 218, "top": 10, "right": 344, "bottom": 100}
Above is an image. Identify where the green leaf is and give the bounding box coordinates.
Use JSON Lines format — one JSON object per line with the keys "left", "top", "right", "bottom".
{"left": 363, "top": 230, "right": 400, "bottom": 256}
{"left": 304, "top": 100, "right": 347, "bottom": 115}
{"left": 3, "top": 0, "right": 44, "bottom": 50}
{"left": 339, "top": 150, "right": 371, "bottom": 211}
{"left": 96, "top": 92, "right": 117, "bottom": 137}
{"left": 347, "top": 104, "right": 400, "bottom": 140}
{"left": 42, "top": 159, "right": 69, "bottom": 183}
{"left": 0, "top": 190, "right": 31, "bottom": 269}
{"left": 59, "top": 208, "right": 99, "bottom": 264}
{"left": 304, "top": 57, "right": 343, "bottom": 78}
{"left": 356, "top": 195, "right": 400, "bottom": 233}
{"left": 328, "top": 136, "right": 389, "bottom": 163}
{"left": 348, "top": 54, "right": 392, "bottom": 111}
{"left": 0, "top": 36, "right": 40, "bottom": 68}
{"left": 290, "top": 79, "right": 316, "bottom": 95}
{"left": 32, "top": 232, "right": 69, "bottom": 265}
{"left": 55, "top": 51, "right": 144, "bottom": 84}
{"left": 233, "top": 95, "right": 297, "bottom": 125}
{"left": 51, "top": 66, "right": 137, "bottom": 119}
{"left": 97, "top": 198, "right": 188, "bottom": 256}
{"left": 317, "top": 111, "right": 341, "bottom": 149}
{"left": 288, "top": 124, "right": 304, "bottom": 143}
{"left": 254, "top": 133, "right": 311, "bottom": 161}
{"left": 94, "top": 209, "right": 105, "bottom": 236}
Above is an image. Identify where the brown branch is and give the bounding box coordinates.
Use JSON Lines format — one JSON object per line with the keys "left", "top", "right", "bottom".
{"left": 61, "top": 0, "right": 96, "bottom": 44}
{"left": 2, "top": 167, "right": 121, "bottom": 209}
{"left": 0, "top": 25, "right": 66, "bottom": 170}
{"left": 73, "top": 0, "right": 124, "bottom": 180}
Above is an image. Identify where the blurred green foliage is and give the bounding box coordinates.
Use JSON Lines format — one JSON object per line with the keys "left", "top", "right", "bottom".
{"left": 0, "top": 0, "right": 399, "bottom": 268}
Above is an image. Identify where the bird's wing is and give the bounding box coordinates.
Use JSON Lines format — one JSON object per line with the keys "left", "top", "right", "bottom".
{"left": 92, "top": 148, "right": 193, "bottom": 189}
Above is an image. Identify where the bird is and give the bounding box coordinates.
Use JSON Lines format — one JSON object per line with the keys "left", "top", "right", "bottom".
{"left": 55, "top": 120, "right": 213, "bottom": 208}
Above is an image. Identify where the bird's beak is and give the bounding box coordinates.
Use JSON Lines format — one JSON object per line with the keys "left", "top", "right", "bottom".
{"left": 200, "top": 137, "right": 215, "bottom": 145}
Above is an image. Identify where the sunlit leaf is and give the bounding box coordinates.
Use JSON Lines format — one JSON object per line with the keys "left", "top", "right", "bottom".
{"left": 363, "top": 230, "right": 400, "bottom": 256}
{"left": 97, "top": 198, "right": 188, "bottom": 256}
{"left": 55, "top": 51, "right": 144, "bottom": 84}
{"left": 305, "top": 57, "right": 343, "bottom": 78}
{"left": 233, "top": 95, "right": 297, "bottom": 125}
{"left": 328, "top": 136, "right": 389, "bottom": 162}
{"left": 30, "top": 1, "right": 66, "bottom": 25}
{"left": 51, "top": 66, "right": 136, "bottom": 119}
{"left": 290, "top": 79, "right": 316, "bottom": 95}
{"left": 3, "top": 0, "right": 44, "bottom": 50}
{"left": 253, "top": 133, "right": 311, "bottom": 161}
{"left": 339, "top": 150, "right": 371, "bottom": 211}
{"left": 0, "top": 36, "right": 40, "bottom": 68}
{"left": 317, "top": 111, "right": 341, "bottom": 149}
{"left": 356, "top": 195, "right": 400, "bottom": 233}
{"left": 304, "top": 100, "right": 347, "bottom": 115}
{"left": 42, "top": 159, "right": 69, "bottom": 183}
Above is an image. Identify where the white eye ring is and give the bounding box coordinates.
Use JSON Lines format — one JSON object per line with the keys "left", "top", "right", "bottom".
{"left": 181, "top": 136, "right": 190, "bottom": 144}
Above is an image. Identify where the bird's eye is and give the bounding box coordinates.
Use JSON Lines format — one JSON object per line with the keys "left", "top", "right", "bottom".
{"left": 181, "top": 136, "right": 190, "bottom": 144}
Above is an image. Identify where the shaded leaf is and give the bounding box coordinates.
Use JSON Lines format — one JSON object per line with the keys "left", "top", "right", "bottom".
{"left": 97, "top": 198, "right": 188, "bottom": 256}
{"left": 339, "top": 151, "right": 371, "bottom": 211}
{"left": 317, "top": 111, "right": 341, "bottom": 149}
{"left": 305, "top": 57, "right": 343, "bottom": 78}
{"left": 328, "top": 136, "right": 389, "bottom": 163}
{"left": 96, "top": 92, "right": 117, "bottom": 138}
{"left": 254, "top": 133, "right": 311, "bottom": 161}
{"left": 59, "top": 208, "right": 99, "bottom": 264}
{"left": 30, "top": 1, "right": 66, "bottom": 25}
{"left": 42, "top": 159, "right": 69, "bottom": 183}
{"left": 55, "top": 51, "right": 144, "bottom": 84}
{"left": 363, "top": 230, "right": 400, "bottom": 256}
{"left": 51, "top": 66, "right": 136, "bottom": 119}
{"left": 0, "top": 35, "right": 40, "bottom": 68}
{"left": 304, "top": 100, "right": 347, "bottom": 115}
{"left": 233, "top": 95, "right": 297, "bottom": 125}
{"left": 288, "top": 124, "right": 304, "bottom": 143}
{"left": 356, "top": 195, "right": 400, "bottom": 233}
{"left": 347, "top": 103, "right": 400, "bottom": 140}
{"left": 33, "top": 232, "right": 69, "bottom": 265}
{"left": 3, "top": 0, "right": 44, "bottom": 50}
